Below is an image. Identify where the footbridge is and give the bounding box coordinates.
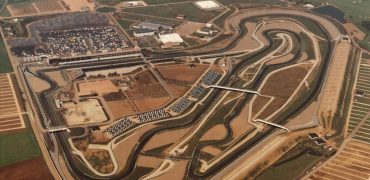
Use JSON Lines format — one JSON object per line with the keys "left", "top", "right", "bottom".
{"left": 254, "top": 119, "right": 291, "bottom": 132}
{"left": 47, "top": 126, "right": 70, "bottom": 133}
{"left": 209, "top": 85, "right": 261, "bottom": 96}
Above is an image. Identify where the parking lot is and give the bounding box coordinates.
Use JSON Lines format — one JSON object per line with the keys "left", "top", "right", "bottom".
{"left": 347, "top": 55, "right": 370, "bottom": 144}
{"left": 0, "top": 74, "right": 24, "bottom": 132}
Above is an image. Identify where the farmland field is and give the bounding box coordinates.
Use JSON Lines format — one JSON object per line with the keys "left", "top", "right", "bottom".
{"left": 0, "top": 116, "right": 41, "bottom": 167}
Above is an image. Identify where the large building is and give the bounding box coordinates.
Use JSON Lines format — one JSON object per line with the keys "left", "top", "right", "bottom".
{"left": 157, "top": 33, "right": 184, "bottom": 48}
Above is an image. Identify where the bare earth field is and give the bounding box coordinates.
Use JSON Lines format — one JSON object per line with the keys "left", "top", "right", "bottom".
{"left": 126, "top": 84, "right": 169, "bottom": 100}
{"left": 106, "top": 101, "right": 136, "bottom": 119}
{"left": 0, "top": 156, "right": 52, "bottom": 180}
{"left": 135, "top": 97, "right": 171, "bottom": 112}
{"left": 165, "top": 84, "right": 190, "bottom": 97}
{"left": 257, "top": 65, "right": 309, "bottom": 120}
{"left": 176, "top": 22, "right": 204, "bottom": 36}
{"left": 78, "top": 79, "right": 119, "bottom": 96}
{"left": 157, "top": 64, "right": 209, "bottom": 83}
{"left": 7, "top": 3, "right": 38, "bottom": 16}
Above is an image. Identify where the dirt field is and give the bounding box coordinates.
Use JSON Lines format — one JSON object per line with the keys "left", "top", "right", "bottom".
{"left": 176, "top": 22, "right": 204, "bottom": 36}
{"left": 45, "top": 71, "right": 67, "bottom": 87}
{"left": 201, "top": 146, "right": 223, "bottom": 156}
{"left": 106, "top": 101, "right": 136, "bottom": 119}
{"left": 251, "top": 96, "right": 271, "bottom": 117}
{"left": 157, "top": 64, "right": 209, "bottom": 83}
{"left": 134, "top": 70, "right": 158, "bottom": 86}
{"left": 63, "top": 0, "right": 95, "bottom": 11}
{"left": 165, "top": 84, "right": 190, "bottom": 97}
{"left": 34, "top": 0, "right": 64, "bottom": 12}
{"left": 77, "top": 79, "right": 119, "bottom": 96}
{"left": 257, "top": 66, "right": 309, "bottom": 119}
{"left": 308, "top": 140, "right": 370, "bottom": 180}
{"left": 0, "top": 156, "right": 52, "bottom": 180}
{"left": 63, "top": 99, "right": 108, "bottom": 125}
{"left": 135, "top": 97, "right": 171, "bottom": 112}
{"left": 136, "top": 155, "right": 162, "bottom": 169}
{"left": 27, "top": 76, "right": 51, "bottom": 92}
{"left": 199, "top": 124, "right": 227, "bottom": 141}
{"left": 126, "top": 84, "right": 169, "bottom": 100}
{"left": 7, "top": 3, "right": 39, "bottom": 16}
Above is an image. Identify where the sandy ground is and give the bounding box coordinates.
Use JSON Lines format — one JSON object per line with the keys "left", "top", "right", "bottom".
{"left": 157, "top": 64, "right": 209, "bottom": 83}
{"left": 165, "top": 84, "right": 190, "bottom": 97}
{"left": 136, "top": 155, "right": 162, "bottom": 168}
{"left": 78, "top": 79, "right": 119, "bottom": 96}
{"left": 152, "top": 160, "right": 189, "bottom": 180}
{"left": 199, "top": 124, "right": 227, "bottom": 141}
{"left": 176, "top": 22, "right": 204, "bottom": 36}
{"left": 135, "top": 97, "right": 171, "bottom": 112}
{"left": 63, "top": 99, "right": 108, "bottom": 125}
{"left": 230, "top": 22, "right": 261, "bottom": 52}
{"left": 230, "top": 104, "right": 255, "bottom": 139}
{"left": 63, "top": 0, "right": 95, "bottom": 11}
{"left": 106, "top": 101, "right": 136, "bottom": 119}
{"left": 201, "top": 145, "right": 223, "bottom": 156}
{"left": 143, "top": 127, "right": 192, "bottom": 153}
{"left": 286, "top": 101, "right": 318, "bottom": 128}
{"left": 27, "top": 75, "right": 51, "bottom": 92}
{"left": 45, "top": 71, "right": 67, "bottom": 87}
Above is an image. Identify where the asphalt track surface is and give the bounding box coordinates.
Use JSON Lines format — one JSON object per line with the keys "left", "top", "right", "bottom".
{"left": 30, "top": 14, "right": 334, "bottom": 179}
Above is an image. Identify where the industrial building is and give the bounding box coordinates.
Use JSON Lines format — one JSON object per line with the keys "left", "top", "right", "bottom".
{"left": 133, "top": 21, "right": 173, "bottom": 31}
{"left": 157, "top": 33, "right": 184, "bottom": 48}
{"left": 133, "top": 28, "right": 156, "bottom": 37}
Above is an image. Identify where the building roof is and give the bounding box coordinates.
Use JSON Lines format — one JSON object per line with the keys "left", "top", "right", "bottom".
{"left": 158, "top": 33, "right": 183, "bottom": 44}
{"left": 136, "top": 21, "right": 172, "bottom": 30}
{"left": 195, "top": 0, "right": 220, "bottom": 9}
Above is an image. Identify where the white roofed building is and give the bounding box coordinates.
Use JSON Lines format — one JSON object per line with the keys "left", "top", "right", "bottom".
{"left": 194, "top": 0, "right": 220, "bottom": 10}
{"left": 157, "top": 33, "right": 184, "bottom": 48}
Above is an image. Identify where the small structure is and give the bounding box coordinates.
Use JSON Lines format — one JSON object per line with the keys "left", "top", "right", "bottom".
{"left": 157, "top": 33, "right": 184, "bottom": 48}
{"left": 133, "top": 28, "right": 156, "bottom": 37}
{"left": 355, "top": 90, "right": 364, "bottom": 97}
{"left": 177, "top": 14, "right": 186, "bottom": 20}
{"left": 303, "top": 3, "right": 315, "bottom": 9}
{"left": 133, "top": 21, "right": 173, "bottom": 31}
{"left": 194, "top": 0, "right": 220, "bottom": 10}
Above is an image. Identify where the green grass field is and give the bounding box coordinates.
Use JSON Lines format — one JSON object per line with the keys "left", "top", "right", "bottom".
{"left": 0, "top": 116, "right": 41, "bottom": 167}
{"left": 0, "top": 38, "right": 12, "bottom": 73}
{"left": 312, "top": 0, "right": 370, "bottom": 50}
{"left": 123, "top": 2, "right": 223, "bottom": 23}
{"left": 96, "top": 6, "right": 116, "bottom": 13}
